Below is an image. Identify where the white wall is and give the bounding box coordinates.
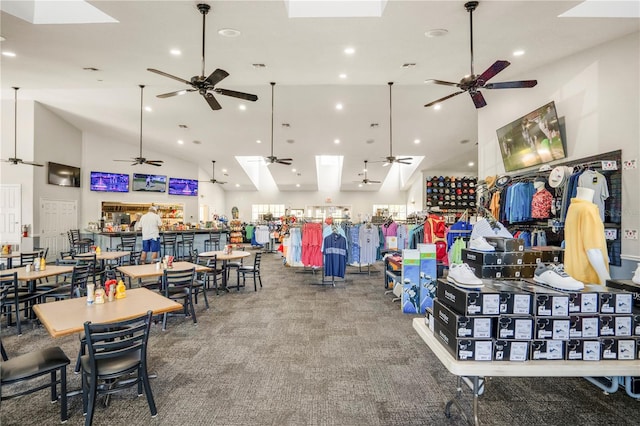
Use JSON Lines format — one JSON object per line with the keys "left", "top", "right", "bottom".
{"left": 477, "top": 32, "right": 640, "bottom": 263}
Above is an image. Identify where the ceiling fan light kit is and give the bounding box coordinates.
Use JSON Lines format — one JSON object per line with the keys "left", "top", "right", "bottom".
{"left": 2, "top": 87, "right": 44, "bottom": 167}
{"left": 147, "top": 3, "right": 257, "bottom": 110}
{"left": 423, "top": 1, "right": 538, "bottom": 109}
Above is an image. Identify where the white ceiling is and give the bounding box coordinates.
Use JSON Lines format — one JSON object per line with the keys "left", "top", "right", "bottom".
{"left": 1, "top": 1, "right": 638, "bottom": 191}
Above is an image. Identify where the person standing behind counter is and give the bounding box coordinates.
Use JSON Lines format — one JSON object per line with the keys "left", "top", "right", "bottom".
{"left": 136, "top": 205, "right": 162, "bottom": 263}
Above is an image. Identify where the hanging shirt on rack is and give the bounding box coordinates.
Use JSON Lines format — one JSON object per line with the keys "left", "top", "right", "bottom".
{"left": 358, "top": 224, "right": 380, "bottom": 264}
{"left": 301, "top": 223, "right": 323, "bottom": 267}
{"left": 531, "top": 188, "right": 554, "bottom": 219}
{"left": 577, "top": 169, "right": 609, "bottom": 222}
{"left": 323, "top": 232, "right": 347, "bottom": 278}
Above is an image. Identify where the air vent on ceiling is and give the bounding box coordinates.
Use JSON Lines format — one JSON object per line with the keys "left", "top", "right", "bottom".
{"left": 83, "top": 67, "right": 99, "bottom": 71}
{"left": 179, "top": 124, "right": 188, "bottom": 129}
{"left": 252, "top": 63, "right": 266, "bottom": 68}
{"left": 401, "top": 63, "right": 416, "bottom": 68}
{"left": 282, "top": 123, "right": 290, "bottom": 128}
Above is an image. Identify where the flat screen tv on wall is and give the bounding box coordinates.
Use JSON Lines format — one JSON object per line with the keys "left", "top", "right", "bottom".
{"left": 90, "top": 171, "right": 130, "bottom": 193}
{"left": 132, "top": 173, "right": 166, "bottom": 192}
{"left": 168, "top": 178, "right": 198, "bottom": 196}
{"left": 48, "top": 162, "right": 81, "bottom": 187}
{"left": 496, "top": 101, "right": 566, "bottom": 172}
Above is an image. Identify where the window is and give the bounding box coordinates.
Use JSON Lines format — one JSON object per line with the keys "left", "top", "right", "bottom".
{"left": 251, "top": 204, "right": 285, "bottom": 222}
{"left": 372, "top": 204, "right": 407, "bottom": 220}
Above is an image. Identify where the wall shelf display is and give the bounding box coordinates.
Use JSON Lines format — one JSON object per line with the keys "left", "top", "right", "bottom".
{"left": 426, "top": 176, "right": 477, "bottom": 211}
{"left": 101, "top": 202, "right": 184, "bottom": 229}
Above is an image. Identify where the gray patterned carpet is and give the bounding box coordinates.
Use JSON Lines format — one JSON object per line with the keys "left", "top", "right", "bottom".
{"left": 1, "top": 251, "right": 639, "bottom": 425}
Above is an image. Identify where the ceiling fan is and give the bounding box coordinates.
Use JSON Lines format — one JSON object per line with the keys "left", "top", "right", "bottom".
{"left": 354, "top": 160, "right": 381, "bottom": 185}
{"left": 147, "top": 3, "right": 257, "bottom": 111}
{"left": 265, "top": 82, "right": 293, "bottom": 166}
{"left": 1, "top": 87, "right": 43, "bottom": 167}
{"left": 383, "top": 82, "right": 411, "bottom": 166}
{"left": 200, "top": 160, "right": 226, "bottom": 184}
{"left": 423, "top": 1, "right": 538, "bottom": 109}
{"left": 114, "top": 85, "right": 163, "bottom": 167}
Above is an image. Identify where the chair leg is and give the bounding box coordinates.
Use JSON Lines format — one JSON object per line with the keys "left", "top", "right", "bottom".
{"left": 189, "top": 292, "right": 197, "bottom": 324}
{"left": 253, "top": 274, "right": 257, "bottom": 292}
{"left": 60, "top": 367, "right": 68, "bottom": 423}
{"left": 201, "top": 287, "right": 209, "bottom": 309}
{"left": 50, "top": 370, "right": 58, "bottom": 402}
{"left": 75, "top": 341, "right": 85, "bottom": 374}
{"left": 140, "top": 365, "right": 157, "bottom": 416}
{"left": 85, "top": 378, "right": 97, "bottom": 426}
{"left": 162, "top": 312, "right": 168, "bottom": 331}
{"left": 258, "top": 273, "right": 263, "bottom": 288}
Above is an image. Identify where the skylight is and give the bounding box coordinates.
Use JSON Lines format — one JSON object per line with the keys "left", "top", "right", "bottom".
{"left": 1, "top": 0, "right": 118, "bottom": 24}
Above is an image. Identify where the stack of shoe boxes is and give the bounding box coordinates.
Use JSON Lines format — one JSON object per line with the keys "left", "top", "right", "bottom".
{"left": 463, "top": 237, "right": 543, "bottom": 279}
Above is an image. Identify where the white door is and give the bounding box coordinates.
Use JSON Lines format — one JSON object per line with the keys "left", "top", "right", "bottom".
{"left": 40, "top": 199, "right": 78, "bottom": 261}
{"left": 0, "top": 184, "right": 22, "bottom": 244}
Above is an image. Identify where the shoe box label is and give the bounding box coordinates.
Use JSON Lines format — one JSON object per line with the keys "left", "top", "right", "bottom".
{"left": 535, "top": 317, "right": 571, "bottom": 340}
{"left": 606, "top": 279, "right": 640, "bottom": 308}
{"left": 484, "top": 237, "right": 525, "bottom": 252}
{"left": 436, "top": 279, "right": 500, "bottom": 316}
{"left": 569, "top": 315, "right": 600, "bottom": 338}
{"left": 566, "top": 339, "right": 601, "bottom": 361}
{"left": 599, "top": 315, "right": 633, "bottom": 337}
{"left": 600, "top": 338, "right": 637, "bottom": 360}
{"left": 483, "top": 281, "right": 533, "bottom": 315}
{"left": 531, "top": 340, "right": 565, "bottom": 360}
{"left": 433, "top": 298, "right": 494, "bottom": 338}
{"left": 529, "top": 246, "right": 564, "bottom": 263}
{"left": 493, "top": 340, "right": 529, "bottom": 361}
{"left": 496, "top": 316, "right": 534, "bottom": 340}
{"left": 433, "top": 318, "right": 493, "bottom": 361}
{"left": 462, "top": 249, "right": 524, "bottom": 266}
{"left": 566, "top": 291, "right": 599, "bottom": 314}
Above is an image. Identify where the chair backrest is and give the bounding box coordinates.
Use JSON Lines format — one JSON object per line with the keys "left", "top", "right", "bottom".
{"left": 69, "top": 229, "right": 81, "bottom": 242}
{"left": 20, "top": 252, "right": 39, "bottom": 266}
{"left": 0, "top": 271, "right": 18, "bottom": 309}
{"left": 69, "top": 264, "right": 91, "bottom": 298}
{"left": 83, "top": 310, "right": 152, "bottom": 374}
{"left": 162, "top": 268, "right": 195, "bottom": 294}
{"left": 162, "top": 233, "right": 177, "bottom": 244}
{"left": 120, "top": 234, "right": 137, "bottom": 250}
{"left": 60, "top": 250, "right": 75, "bottom": 260}
{"left": 33, "top": 247, "right": 49, "bottom": 260}
{"left": 181, "top": 232, "right": 195, "bottom": 243}
{"left": 253, "top": 252, "right": 262, "bottom": 270}
{"left": 128, "top": 251, "right": 142, "bottom": 265}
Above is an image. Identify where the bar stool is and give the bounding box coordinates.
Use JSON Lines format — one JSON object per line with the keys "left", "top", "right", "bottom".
{"left": 203, "top": 231, "right": 221, "bottom": 252}
{"left": 176, "top": 232, "right": 195, "bottom": 261}
{"left": 161, "top": 233, "right": 177, "bottom": 258}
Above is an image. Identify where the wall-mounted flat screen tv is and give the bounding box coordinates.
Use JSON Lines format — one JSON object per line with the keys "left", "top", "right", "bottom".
{"left": 132, "top": 173, "right": 166, "bottom": 192}
{"left": 496, "top": 101, "right": 566, "bottom": 172}
{"left": 90, "top": 171, "right": 130, "bottom": 193}
{"left": 168, "top": 178, "right": 198, "bottom": 196}
{"left": 48, "top": 162, "right": 81, "bottom": 187}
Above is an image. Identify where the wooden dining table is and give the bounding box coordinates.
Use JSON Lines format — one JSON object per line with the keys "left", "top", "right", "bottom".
{"left": 15, "top": 264, "right": 75, "bottom": 293}
{"left": 1, "top": 250, "right": 40, "bottom": 269}
{"left": 117, "top": 261, "right": 211, "bottom": 287}
{"left": 33, "top": 287, "right": 183, "bottom": 338}
{"left": 74, "top": 250, "right": 131, "bottom": 269}
{"left": 199, "top": 250, "right": 251, "bottom": 290}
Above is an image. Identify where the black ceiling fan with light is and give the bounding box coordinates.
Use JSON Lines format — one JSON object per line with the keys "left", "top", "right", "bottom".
{"left": 424, "top": 1, "right": 538, "bottom": 109}
{"left": 147, "top": 3, "right": 257, "bottom": 111}
{"left": 114, "top": 85, "right": 163, "bottom": 167}
{"left": 382, "top": 82, "right": 411, "bottom": 166}
{"left": 1, "top": 87, "right": 43, "bottom": 167}
{"left": 200, "top": 160, "right": 226, "bottom": 184}
{"left": 265, "top": 82, "right": 293, "bottom": 166}
{"left": 354, "top": 160, "right": 381, "bottom": 185}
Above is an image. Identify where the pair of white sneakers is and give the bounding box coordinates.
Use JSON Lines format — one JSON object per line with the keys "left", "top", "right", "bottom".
{"left": 533, "top": 263, "right": 584, "bottom": 291}
{"left": 468, "top": 237, "right": 495, "bottom": 252}
{"left": 447, "top": 263, "right": 484, "bottom": 289}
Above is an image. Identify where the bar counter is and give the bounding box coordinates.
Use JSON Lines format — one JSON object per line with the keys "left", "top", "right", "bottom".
{"left": 85, "top": 229, "right": 228, "bottom": 252}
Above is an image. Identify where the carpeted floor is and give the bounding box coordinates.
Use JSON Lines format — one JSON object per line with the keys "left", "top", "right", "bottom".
{"left": 1, "top": 251, "right": 639, "bottom": 425}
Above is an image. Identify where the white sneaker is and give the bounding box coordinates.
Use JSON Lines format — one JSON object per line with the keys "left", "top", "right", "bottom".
{"left": 447, "top": 263, "right": 484, "bottom": 288}
{"left": 468, "top": 237, "right": 495, "bottom": 252}
{"left": 533, "top": 263, "right": 584, "bottom": 291}
{"left": 633, "top": 264, "right": 640, "bottom": 285}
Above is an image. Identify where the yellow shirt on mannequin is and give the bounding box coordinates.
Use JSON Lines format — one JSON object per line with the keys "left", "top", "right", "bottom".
{"left": 564, "top": 198, "right": 609, "bottom": 284}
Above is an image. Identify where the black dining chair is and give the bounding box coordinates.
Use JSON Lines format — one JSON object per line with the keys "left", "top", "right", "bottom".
{"left": 0, "top": 272, "right": 34, "bottom": 335}
{"left": 224, "top": 246, "right": 246, "bottom": 287}
{"left": 19, "top": 251, "right": 39, "bottom": 268}
{"left": 176, "top": 232, "right": 196, "bottom": 261}
{"left": 161, "top": 268, "right": 197, "bottom": 331}
{"left": 42, "top": 263, "right": 91, "bottom": 301}
{"left": 80, "top": 311, "right": 156, "bottom": 426}
{"left": 161, "top": 233, "right": 178, "bottom": 258}
{"left": 203, "top": 231, "right": 221, "bottom": 252}
{"left": 68, "top": 229, "right": 92, "bottom": 253}
{"left": 1, "top": 338, "right": 70, "bottom": 423}
{"left": 197, "top": 254, "right": 224, "bottom": 295}
{"left": 236, "top": 252, "right": 263, "bottom": 292}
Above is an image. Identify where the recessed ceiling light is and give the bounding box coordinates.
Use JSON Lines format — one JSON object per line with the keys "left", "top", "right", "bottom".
{"left": 339, "top": 73, "right": 347, "bottom": 79}
{"left": 218, "top": 28, "right": 241, "bottom": 37}
{"left": 170, "top": 49, "right": 181, "bottom": 56}
{"left": 358, "top": 183, "right": 363, "bottom": 188}
{"left": 513, "top": 50, "right": 525, "bottom": 57}
{"left": 334, "top": 139, "right": 340, "bottom": 144}
{"left": 239, "top": 104, "right": 247, "bottom": 111}
{"left": 468, "top": 161, "right": 475, "bottom": 167}
{"left": 235, "top": 183, "right": 240, "bottom": 188}
{"left": 414, "top": 139, "right": 420, "bottom": 144}
{"left": 434, "top": 104, "right": 442, "bottom": 110}
{"left": 291, "top": 168, "right": 296, "bottom": 172}
{"left": 256, "top": 139, "right": 262, "bottom": 144}
{"left": 425, "top": 28, "right": 448, "bottom": 38}
{"left": 177, "top": 140, "right": 184, "bottom": 145}
{"left": 335, "top": 103, "right": 343, "bottom": 110}
{"left": 144, "top": 106, "right": 152, "bottom": 112}
{"left": 222, "top": 168, "right": 228, "bottom": 173}
{"left": 2, "top": 51, "right": 16, "bottom": 57}
{"left": 296, "top": 183, "right": 300, "bottom": 188}
{"left": 344, "top": 47, "right": 355, "bottom": 55}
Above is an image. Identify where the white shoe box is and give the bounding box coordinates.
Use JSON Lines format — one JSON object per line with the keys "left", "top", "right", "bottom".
{"left": 535, "top": 317, "right": 571, "bottom": 340}
{"left": 569, "top": 315, "right": 600, "bottom": 338}
{"left": 566, "top": 339, "right": 601, "bottom": 361}
{"left": 531, "top": 340, "right": 565, "bottom": 360}
{"left": 600, "top": 338, "right": 636, "bottom": 360}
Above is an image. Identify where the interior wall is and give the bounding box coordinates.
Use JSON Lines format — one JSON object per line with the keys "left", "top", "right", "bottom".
{"left": 198, "top": 167, "right": 226, "bottom": 221}
{"left": 80, "top": 132, "right": 200, "bottom": 226}
{"left": 477, "top": 32, "right": 640, "bottom": 266}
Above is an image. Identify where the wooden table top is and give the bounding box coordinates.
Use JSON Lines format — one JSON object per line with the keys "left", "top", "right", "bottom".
{"left": 34, "top": 288, "right": 183, "bottom": 338}
{"left": 14, "top": 264, "right": 75, "bottom": 282}
{"left": 117, "top": 261, "right": 210, "bottom": 279}
{"left": 75, "top": 250, "right": 130, "bottom": 261}
{"left": 199, "top": 250, "right": 252, "bottom": 261}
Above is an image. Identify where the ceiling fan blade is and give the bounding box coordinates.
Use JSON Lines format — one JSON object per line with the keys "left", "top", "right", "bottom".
{"left": 204, "top": 93, "right": 222, "bottom": 110}
{"left": 214, "top": 88, "right": 258, "bottom": 102}
{"left": 157, "top": 89, "right": 195, "bottom": 98}
{"left": 204, "top": 68, "right": 229, "bottom": 86}
{"left": 425, "top": 79, "right": 460, "bottom": 87}
{"left": 21, "top": 160, "right": 44, "bottom": 167}
{"left": 470, "top": 91, "right": 487, "bottom": 109}
{"left": 216, "top": 181, "right": 227, "bottom": 185}
{"left": 147, "top": 68, "right": 192, "bottom": 86}
{"left": 369, "top": 180, "right": 381, "bottom": 184}
{"left": 276, "top": 159, "right": 293, "bottom": 165}
{"left": 424, "top": 90, "right": 465, "bottom": 107}
{"left": 485, "top": 80, "right": 538, "bottom": 89}
{"left": 114, "top": 159, "right": 135, "bottom": 162}
{"left": 477, "top": 60, "right": 510, "bottom": 85}
{"left": 145, "top": 160, "right": 164, "bottom": 167}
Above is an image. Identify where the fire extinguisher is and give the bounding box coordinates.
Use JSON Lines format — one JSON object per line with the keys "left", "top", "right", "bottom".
{"left": 22, "top": 225, "right": 29, "bottom": 237}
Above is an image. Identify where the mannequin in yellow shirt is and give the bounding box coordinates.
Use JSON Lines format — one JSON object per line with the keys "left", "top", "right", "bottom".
{"left": 564, "top": 186, "right": 611, "bottom": 285}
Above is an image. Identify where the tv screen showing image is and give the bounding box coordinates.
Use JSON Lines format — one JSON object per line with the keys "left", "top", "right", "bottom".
{"left": 132, "top": 173, "right": 166, "bottom": 192}
{"left": 48, "top": 162, "right": 81, "bottom": 187}
{"left": 168, "top": 177, "right": 198, "bottom": 196}
{"left": 90, "top": 171, "right": 130, "bottom": 193}
{"left": 496, "top": 101, "right": 566, "bottom": 172}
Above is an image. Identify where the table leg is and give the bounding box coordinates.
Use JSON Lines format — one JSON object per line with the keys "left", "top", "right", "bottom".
{"left": 444, "top": 375, "right": 483, "bottom": 426}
